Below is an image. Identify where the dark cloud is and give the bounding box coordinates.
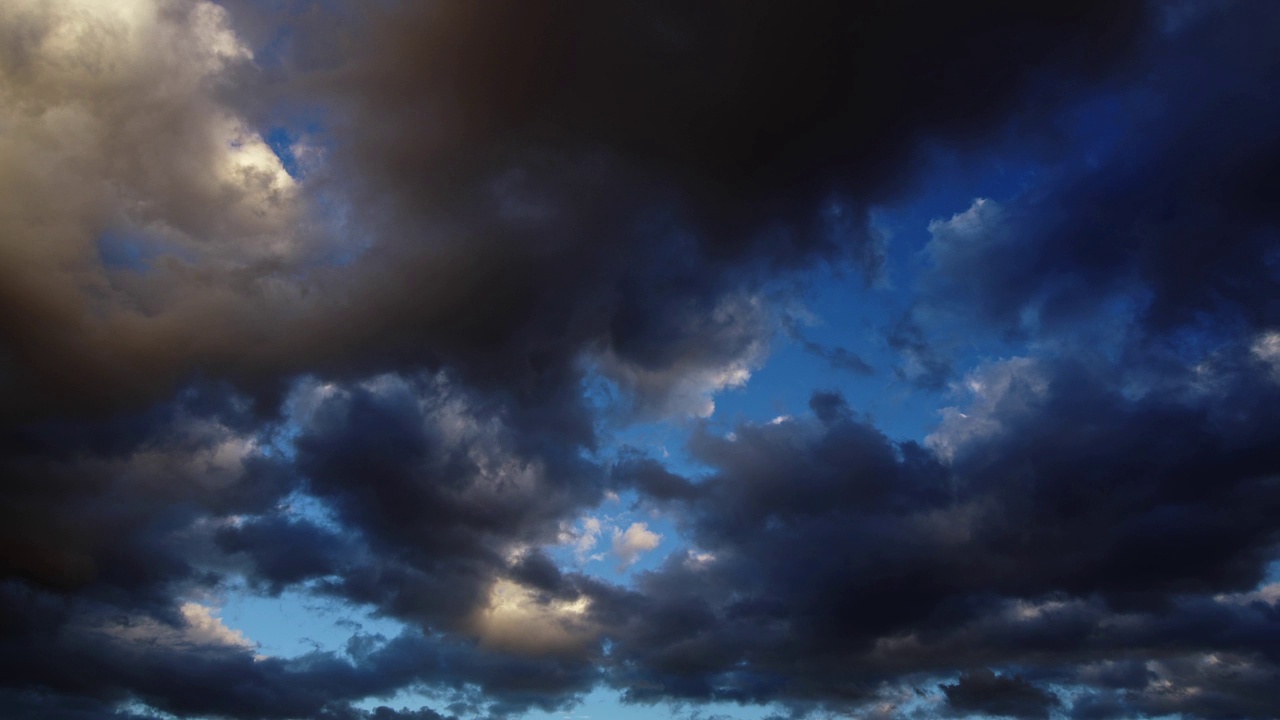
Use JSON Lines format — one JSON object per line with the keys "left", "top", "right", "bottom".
{"left": 612, "top": 455, "right": 703, "bottom": 504}
{"left": 939, "top": 669, "right": 1060, "bottom": 719}
{"left": 918, "top": 2, "right": 1280, "bottom": 344}
{"left": 804, "top": 342, "right": 876, "bottom": 376}
{"left": 0, "top": 0, "right": 1151, "bottom": 423}
{"left": 215, "top": 516, "right": 354, "bottom": 595}
{"left": 324, "top": 707, "right": 457, "bottom": 720}
{"left": 320, "top": 0, "right": 1149, "bottom": 257}
{"left": 0, "top": 689, "right": 159, "bottom": 720}
{"left": 594, "top": 340, "right": 1280, "bottom": 712}
{"left": 8, "top": 1, "right": 1280, "bottom": 719}
{"left": 0, "top": 578, "right": 594, "bottom": 719}
{"left": 0, "top": 384, "right": 291, "bottom": 607}
{"left": 0, "top": 370, "right": 607, "bottom": 716}
{"left": 885, "top": 315, "right": 953, "bottom": 391}
{"left": 1066, "top": 652, "right": 1280, "bottom": 720}
{"left": 289, "top": 373, "right": 604, "bottom": 631}
{"left": 783, "top": 315, "right": 876, "bottom": 376}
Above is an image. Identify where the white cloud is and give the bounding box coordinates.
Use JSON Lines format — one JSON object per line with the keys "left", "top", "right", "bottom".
{"left": 179, "top": 602, "right": 254, "bottom": 649}
{"left": 612, "top": 522, "right": 662, "bottom": 569}
{"left": 924, "top": 198, "right": 1008, "bottom": 281}
{"left": 1214, "top": 582, "right": 1280, "bottom": 607}
{"left": 926, "top": 357, "right": 1048, "bottom": 462}
{"left": 471, "top": 578, "right": 595, "bottom": 655}
{"left": 558, "top": 515, "right": 605, "bottom": 564}
{"left": 1251, "top": 330, "right": 1280, "bottom": 381}
{"left": 684, "top": 550, "right": 716, "bottom": 570}
{"left": 98, "top": 601, "right": 255, "bottom": 652}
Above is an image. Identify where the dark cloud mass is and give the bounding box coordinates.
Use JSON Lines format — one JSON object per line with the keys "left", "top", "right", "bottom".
{"left": 940, "top": 669, "right": 1061, "bottom": 720}
{"left": 917, "top": 2, "right": 1280, "bottom": 341}
{"left": 3, "top": 1, "right": 1280, "bottom": 718}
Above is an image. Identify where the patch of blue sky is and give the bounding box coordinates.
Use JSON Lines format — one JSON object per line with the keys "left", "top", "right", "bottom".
{"left": 260, "top": 113, "right": 331, "bottom": 177}
{"left": 263, "top": 126, "right": 305, "bottom": 179}
{"left": 96, "top": 228, "right": 195, "bottom": 272}
{"left": 539, "top": 488, "right": 683, "bottom": 587}
{"left": 255, "top": 374, "right": 323, "bottom": 462}
{"left": 1264, "top": 559, "right": 1280, "bottom": 585}
{"left": 708, "top": 137, "right": 1062, "bottom": 444}
{"left": 581, "top": 362, "right": 719, "bottom": 481}
{"left": 711, "top": 301, "right": 948, "bottom": 442}
{"left": 524, "top": 689, "right": 788, "bottom": 720}
{"left": 571, "top": 379, "right": 720, "bottom": 585}
{"left": 259, "top": 115, "right": 379, "bottom": 272}
{"left": 96, "top": 229, "right": 152, "bottom": 271}
{"left": 274, "top": 488, "right": 346, "bottom": 532}
{"left": 219, "top": 583, "right": 407, "bottom": 660}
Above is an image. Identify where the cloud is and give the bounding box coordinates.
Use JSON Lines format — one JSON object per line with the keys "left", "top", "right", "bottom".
{"left": 591, "top": 293, "right": 768, "bottom": 419}
{"left": 612, "top": 523, "right": 662, "bottom": 570}
{"left": 885, "top": 315, "right": 954, "bottom": 391}
{"left": 0, "top": 0, "right": 323, "bottom": 418}
{"left": 916, "top": 4, "right": 1280, "bottom": 347}
{"left": 14, "top": 2, "right": 1280, "bottom": 719}
{"left": 590, "top": 338, "right": 1280, "bottom": 712}
{"left": 781, "top": 307, "right": 875, "bottom": 376}
{"left": 0, "top": 0, "right": 1153, "bottom": 427}
{"left": 939, "top": 669, "right": 1060, "bottom": 720}
{"left": 1251, "top": 330, "right": 1280, "bottom": 381}
{"left": 925, "top": 357, "right": 1049, "bottom": 462}
{"left": 98, "top": 601, "right": 256, "bottom": 652}
{"left": 470, "top": 577, "right": 596, "bottom": 656}
{"left": 284, "top": 372, "right": 605, "bottom": 632}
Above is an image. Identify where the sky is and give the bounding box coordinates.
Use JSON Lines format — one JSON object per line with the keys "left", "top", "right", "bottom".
{"left": 2, "top": 1, "right": 1279, "bottom": 719}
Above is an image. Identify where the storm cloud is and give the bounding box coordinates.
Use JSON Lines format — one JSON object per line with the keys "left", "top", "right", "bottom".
{"left": 2, "top": 1, "right": 1279, "bottom": 719}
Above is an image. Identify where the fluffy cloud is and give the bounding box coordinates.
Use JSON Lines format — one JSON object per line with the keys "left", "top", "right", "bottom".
{"left": 612, "top": 523, "right": 663, "bottom": 570}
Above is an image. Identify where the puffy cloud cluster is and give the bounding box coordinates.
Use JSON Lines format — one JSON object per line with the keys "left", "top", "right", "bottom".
{"left": 589, "top": 348, "right": 1280, "bottom": 716}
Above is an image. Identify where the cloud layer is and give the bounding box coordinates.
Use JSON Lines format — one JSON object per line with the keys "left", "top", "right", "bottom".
{"left": 3, "top": 2, "right": 1279, "bottom": 719}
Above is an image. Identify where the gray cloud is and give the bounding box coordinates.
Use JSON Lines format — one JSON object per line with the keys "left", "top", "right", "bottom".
{"left": 12, "top": 2, "right": 1280, "bottom": 719}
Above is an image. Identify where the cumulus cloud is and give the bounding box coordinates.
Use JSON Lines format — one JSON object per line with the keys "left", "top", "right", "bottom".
{"left": 591, "top": 340, "right": 1280, "bottom": 712}
{"left": 470, "top": 577, "right": 596, "bottom": 656}
{"left": 926, "top": 357, "right": 1049, "bottom": 462}
{"left": 612, "top": 523, "right": 663, "bottom": 570}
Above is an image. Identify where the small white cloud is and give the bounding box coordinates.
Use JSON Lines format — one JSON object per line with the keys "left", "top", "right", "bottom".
{"left": 1251, "top": 330, "right": 1280, "bottom": 381}
{"left": 684, "top": 551, "right": 716, "bottom": 570}
{"left": 612, "top": 522, "right": 662, "bottom": 569}
{"left": 924, "top": 198, "right": 1008, "bottom": 283}
{"left": 179, "top": 602, "right": 254, "bottom": 650}
{"left": 561, "top": 516, "right": 604, "bottom": 563}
